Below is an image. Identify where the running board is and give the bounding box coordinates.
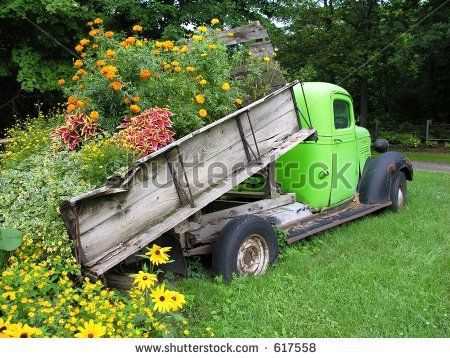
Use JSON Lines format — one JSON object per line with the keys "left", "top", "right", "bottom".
{"left": 285, "top": 201, "right": 391, "bottom": 244}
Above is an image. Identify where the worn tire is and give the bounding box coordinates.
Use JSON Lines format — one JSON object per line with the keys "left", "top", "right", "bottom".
{"left": 388, "top": 170, "right": 407, "bottom": 212}
{"left": 212, "top": 215, "right": 279, "bottom": 282}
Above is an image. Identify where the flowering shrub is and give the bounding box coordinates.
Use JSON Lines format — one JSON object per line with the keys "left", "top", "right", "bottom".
{"left": 0, "top": 116, "right": 190, "bottom": 338}
{"left": 116, "top": 107, "right": 175, "bottom": 156}
{"left": 59, "top": 19, "right": 244, "bottom": 136}
{"left": 51, "top": 112, "right": 103, "bottom": 151}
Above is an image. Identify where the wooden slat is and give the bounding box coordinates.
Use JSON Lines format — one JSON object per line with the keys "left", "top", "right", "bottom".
{"left": 88, "top": 128, "right": 315, "bottom": 275}
{"left": 248, "top": 40, "right": 275, "bottom": 58}
{"left": 75, "top": 88, "right": 299, "bottom": 264}
{"left": 217, "top": 21, "right": 268, "bottom": 46}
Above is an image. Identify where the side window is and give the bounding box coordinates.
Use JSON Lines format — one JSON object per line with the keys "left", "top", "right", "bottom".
{"left": 333, "top": 100, "right": 350, "bottom": 129}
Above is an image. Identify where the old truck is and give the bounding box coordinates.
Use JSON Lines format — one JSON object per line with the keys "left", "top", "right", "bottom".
{"left": 61, "top": 81, "right": 413, "bottom": 282}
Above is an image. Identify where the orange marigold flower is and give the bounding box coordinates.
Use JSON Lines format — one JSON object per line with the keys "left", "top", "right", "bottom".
{"left": 105, "top": 31, "right": 114, "bottom": 38}
{"left": 152, "top": 49, "right": 161, "bottom": 55}
{"left": 130, "top": 105, "right": 141, "bottom": 114}
{"left": 124, "top": 98, "right": 131, "bottom": 104}
{"left": 221, "top": 82, "right": 230, "bottom": 91}
{"left": 199, "top": 79, "right": 207, "bottom": 86}
{"left": 77, "top": 69, "right": 87, "bottom": 76}
{"left": 181, "top": 45, "right": 188, "bottom": 53}
{"left": 80, "top": 52, "right": 87, "bottom": 58}
{"left": 235, "top": 98, "right": 243, "bottom": 105}
{"left": 173, "top": 66, "right": 181, "bottom": 73}
{"left": 140, "top": 69, "right": 151, "bottom": 79}
{"left": 68, "top": 96, "right": 78, "bottom": 104}
{"left": 198, "top": 109, "right": 207, "bottom": 118}
{"left": 78, "top": 84, "right": 84, "bottom": 90}
{"left": 171, "top": 61, "right": 179, "bottom": 66}
{"left": 76, "top": 100, "right": 85, "bottom": 108}
{"left": 109, "top": 81, "right": 122, "bottom": 91}
{"left": 100, "top": 65, "right": 118, "bottom": 80}
{"left": 72, "top": 75, "right": 79, "bottom": 81}
{"left": 96, "top": 60, "right": 105, "bottom": 67}
{"left": 120, "top": 40, "right": 129, "bottom": 48}
{"left": 105, "top": 49, "right": 116, "bottom": 58}
{"left": 58, "top": 79, "right": 65, "bottom": 86}
{"left": 93, "top": 18, "right": 103, "bottom": 24}
{"left": 89, "top": 111, "right": 99, "bottom": 120}
{"left": 133, "top": 96, "right": 140, "bottom": 103}
{"left": 132, "top": 25, "right": 143, "bottom": 32}
{"left": 87, "top": 21, "right": 94, "bottom": 26}
{"left": 193, "top": 35, "right": 203, "bottom": 41}
{"left": 92, "top": 44, "right": 99, "bottom": 49}
{"left": 186, "top": 66, "right": 195, "bottom": 72}
{"left": 80, "top": 39, "right": 90, "bottom": 46}
{"left": 75, "top": 45, "right": 84, "bottom": 52}
{"left": 211, "top": 18, "right": 220, "bottom": 25}
{"left": 163, "top": 64, "right": 171, "bottom": 71}
{"left": 89, "top": 29, "right": 100, "bottom": 37}
{"left": 125, "top": 37, "right": 136, "bottom": 44}
{"left": 67, "top": 104, "right": 76, "bottom": 112}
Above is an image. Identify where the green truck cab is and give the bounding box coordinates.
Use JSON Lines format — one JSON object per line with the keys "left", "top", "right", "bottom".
{"left": 276, "top": 82, "right": 371, "bottom": 210}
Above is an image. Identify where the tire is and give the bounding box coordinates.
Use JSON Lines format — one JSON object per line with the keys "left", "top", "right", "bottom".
{"left": 388, "top": 170, "right": 407, "bottom": 212}
{"left": 212, "top": 215, "right": 279, "bottom": 282}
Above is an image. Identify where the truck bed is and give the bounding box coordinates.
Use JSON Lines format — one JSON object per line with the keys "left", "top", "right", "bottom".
{"left": 61, "top": 81, "right": 315, "bottom": 275}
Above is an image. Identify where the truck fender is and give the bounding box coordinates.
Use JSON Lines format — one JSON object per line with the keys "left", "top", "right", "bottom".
{"left": 358, "top": 151, "right": 413, "bottom": 205}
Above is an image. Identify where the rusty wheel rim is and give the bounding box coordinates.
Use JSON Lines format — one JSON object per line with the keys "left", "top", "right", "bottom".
{"left": 237, "top": 234, "right": 269, "bottom": 276}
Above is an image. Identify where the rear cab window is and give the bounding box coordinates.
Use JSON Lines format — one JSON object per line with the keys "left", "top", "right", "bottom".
{"left": 333, "top": 100, "right": 350, "bottom": 129}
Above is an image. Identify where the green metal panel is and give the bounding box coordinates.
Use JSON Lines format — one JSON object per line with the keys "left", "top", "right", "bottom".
{"left": 276, "top": 82, "right": 363, "bottom": 210}
{"left": 276, "top": 139, "right": 332, "bottom": 210}
{"left": 355, "top": 126, "right": 371, "bottom": 174}
{"left": 329, "top": 93, "right": 359, "bottom": 205}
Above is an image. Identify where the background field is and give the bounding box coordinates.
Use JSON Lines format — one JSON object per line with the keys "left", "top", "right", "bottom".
{"left": 179, "top": 171, "right": 449, "bottom": 337}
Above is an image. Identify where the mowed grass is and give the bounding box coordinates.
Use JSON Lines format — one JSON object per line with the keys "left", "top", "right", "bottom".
{"left": 179, "top": 171, "right": 450, "bottom": 337}
{"left": 403, "top": 151, "right": 450, "bottom": 164}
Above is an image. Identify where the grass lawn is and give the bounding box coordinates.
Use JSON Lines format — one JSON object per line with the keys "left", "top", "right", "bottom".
{"left": 372, "top": 149, "right": 450, "bottom": 164}
{"left": 178, "top": 171, "right": 450, "bottom": 337}
{"left": 402, "top": 151, "right": 450, "bottom": 164}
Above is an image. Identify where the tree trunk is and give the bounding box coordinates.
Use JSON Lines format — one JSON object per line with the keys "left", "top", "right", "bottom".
{"left": 360, "top": 75, "right": 368, "bottom": 127}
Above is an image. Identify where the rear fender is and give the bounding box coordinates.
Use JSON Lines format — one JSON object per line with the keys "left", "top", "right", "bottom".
{"left": 358, "top": 151, "right": 413, "bottom": 205}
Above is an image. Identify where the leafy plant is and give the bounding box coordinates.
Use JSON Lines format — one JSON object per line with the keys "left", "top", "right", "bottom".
{"left": 116, "top": 107, "right": 175, "bottom": 156}
{"left": 0, "top": 228, "right": 24, "bottom": 251}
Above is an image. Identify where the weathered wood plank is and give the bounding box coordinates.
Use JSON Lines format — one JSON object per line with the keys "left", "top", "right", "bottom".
{"left": 88, "top": 128, "right": 315, "bottom": 274}
{"left": 217, "top": 21, "right": 268, "bottom": 46}
{"left": 248, "top": 40, "right": 275, "bottom": 58}
{"left": 76, "top": 89, "right": 296, "bottom": 237}
{"left": 188, "top": 194, "right": 296, "bottom": 241}
{"left": 80, "top": 106, "right": 299, "bottom": 264}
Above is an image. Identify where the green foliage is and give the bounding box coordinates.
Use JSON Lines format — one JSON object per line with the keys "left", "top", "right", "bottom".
{"left": 75, "top": 138, "right": 137, "bottom": 187}
{"left": 232, "top": 50, "right": 284, "bottom": 102}
{"left": 61, "top": 23, "right": 244, "bottom": 135}
{"left": 0, "top": 228, "right": 24, "bottom": 251}
{"left": 425, "top": 140, "right": 438, "bottom": 148}
{"left": 379, "top": 131, "right": 421, "bottom": 148}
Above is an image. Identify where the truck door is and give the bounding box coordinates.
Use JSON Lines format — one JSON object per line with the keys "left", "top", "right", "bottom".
{"left": 329, "top": 93, "right": 359, "bottom": 206}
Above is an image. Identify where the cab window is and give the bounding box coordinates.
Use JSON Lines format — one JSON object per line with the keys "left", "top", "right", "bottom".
{"left": 333, "top": 100, "right": 350, "bottom": 129}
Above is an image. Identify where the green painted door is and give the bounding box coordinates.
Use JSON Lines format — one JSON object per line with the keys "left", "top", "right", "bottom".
{"left": 329, "top": 94, "right": 359, "bottom": 206}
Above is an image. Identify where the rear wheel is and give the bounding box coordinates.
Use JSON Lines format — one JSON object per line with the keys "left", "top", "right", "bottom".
{"left": 212, "top": 215, "right": 279, "bottom": 282}
{"left": 389, "top": 171, "right": 407, "bottom": 212}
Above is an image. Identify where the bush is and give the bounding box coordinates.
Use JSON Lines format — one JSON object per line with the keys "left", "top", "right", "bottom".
{"left": 379, "top": 131, "right": 421, "bottom": 147}
{"left": 0, "top": 114, "right": 190, "bottom": 338}
{"left": 60, "top": 21, "right": 244, "bottom": 136}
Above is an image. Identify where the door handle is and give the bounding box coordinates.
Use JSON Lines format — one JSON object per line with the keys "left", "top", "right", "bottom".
{"left": 334, "top": 138, "right": 342, "bottom": 143}
{"left": 318, "top": 169, "right": 329, "bottom": 179}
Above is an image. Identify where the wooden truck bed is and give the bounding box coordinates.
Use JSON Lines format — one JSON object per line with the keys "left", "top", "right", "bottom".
{"left": 61, "top": 81, "right": 316, "bottom": 275}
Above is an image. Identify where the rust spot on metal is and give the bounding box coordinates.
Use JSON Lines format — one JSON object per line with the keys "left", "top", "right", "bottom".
{"left": 388, "top": 163, "right": 397, "bottom": 172}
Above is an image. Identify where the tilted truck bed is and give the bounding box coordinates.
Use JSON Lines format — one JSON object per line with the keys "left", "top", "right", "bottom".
{"left": 61, "top": 81, "right": 316, "bottom": 275}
